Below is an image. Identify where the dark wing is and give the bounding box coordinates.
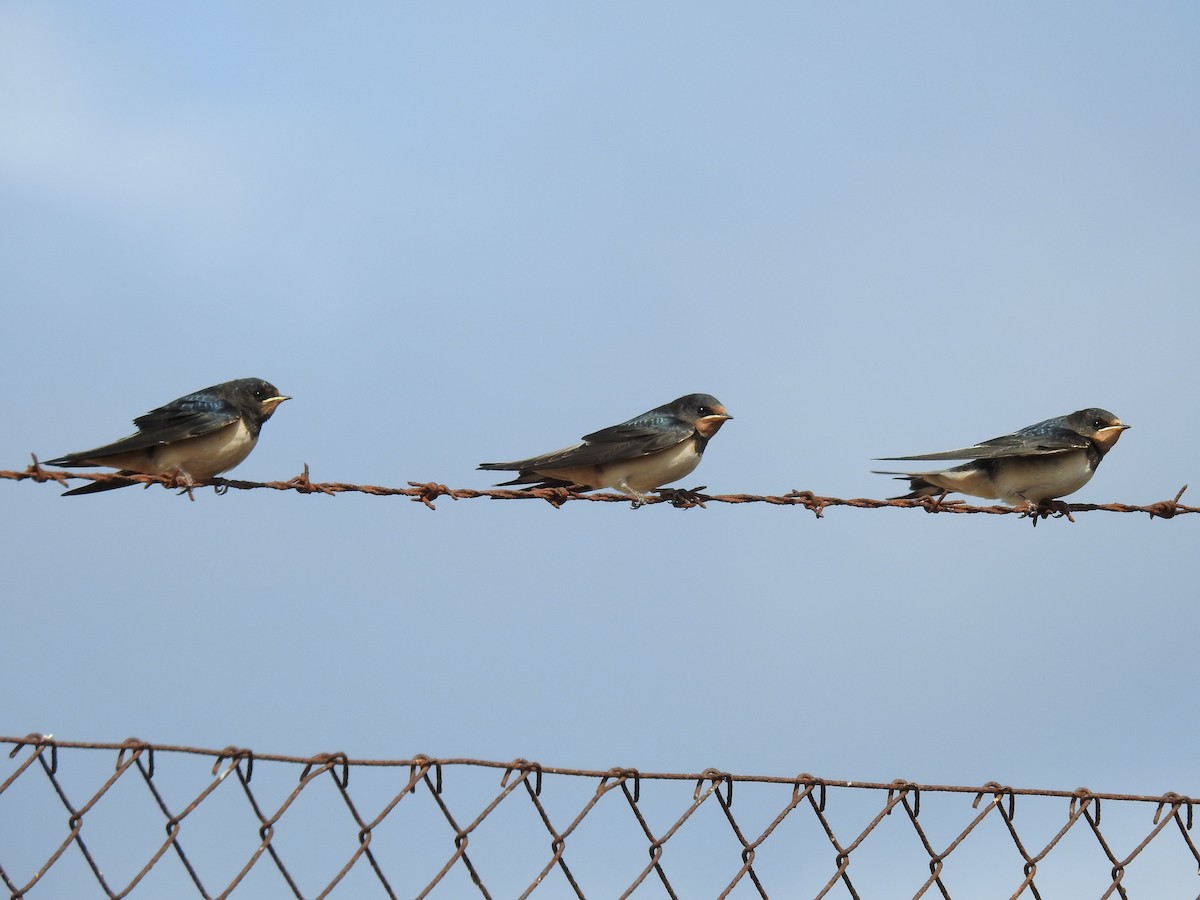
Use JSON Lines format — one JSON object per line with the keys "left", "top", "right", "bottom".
{"left": 47, "top": 392, "right": 240, "bottom": 464}
{"left": 880, "top": 419, "right": 1089, "bottom": 462}
{"left": 480, "top": 411, "right": 693, "bottom": 472}
{"left": 60, "top": 476, "right": 141, "bottom": 496}
{"left": 483, "top": 472, "right": 582, "bottom": 488}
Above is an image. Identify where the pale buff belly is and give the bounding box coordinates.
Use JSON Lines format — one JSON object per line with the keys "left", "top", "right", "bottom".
{"left": 535, "top": 440, "right": 703, "bottom": 495}
{"left": 926, "top": 452, "right": 1096, "bottom": 505}
{"left": 85, "top": 421, "right": 258, "bottom": 480}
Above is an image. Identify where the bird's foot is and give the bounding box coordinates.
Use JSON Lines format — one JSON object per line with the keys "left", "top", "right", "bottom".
{"left": 1021, "top": 498, "right": 1074, "bottom": 527}
{"left": 614, "top": 480, "right": 652, "bottom": 509}
{"left": 919, "top": 490, "right": 960, "bottom": 513}
{"left": 169, "top": 470, "right": 198, "bottom": 501}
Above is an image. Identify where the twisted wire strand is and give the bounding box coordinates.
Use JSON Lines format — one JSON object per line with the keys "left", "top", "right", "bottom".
{"left": 3, "top": 459, "right": 1193, "bottom": 519}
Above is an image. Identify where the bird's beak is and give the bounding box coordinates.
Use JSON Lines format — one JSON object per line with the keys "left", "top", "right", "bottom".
{"left": 262, "top": 395, "right": 291, "bottom": 413}
{"left": 695, "top": 409, "right": 732, "bottom": 438}
{"left": 1093, "top": 421, "right": 1129, "bottom": 452}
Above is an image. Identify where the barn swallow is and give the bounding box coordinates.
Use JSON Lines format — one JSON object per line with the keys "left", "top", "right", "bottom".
{"left": 874, "top": 408, "right": 1129, "bottom": 509}
{"left": 478, "top": 393, "right": 732, "bottom": 506}
{"left": 44, "top": 378, "right": 290, "bottom": 496}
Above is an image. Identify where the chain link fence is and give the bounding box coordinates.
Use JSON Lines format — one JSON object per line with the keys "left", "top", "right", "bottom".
{"left": 3, "top": 735, "right": 1198, "bottom": 898}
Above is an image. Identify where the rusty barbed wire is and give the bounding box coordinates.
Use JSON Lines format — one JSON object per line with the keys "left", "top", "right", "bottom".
{"left": 2, "top": 459, "right": 1196, "bottom": 520}
{"left": 2, "top": 735, "right": 1198, "bottom": 898}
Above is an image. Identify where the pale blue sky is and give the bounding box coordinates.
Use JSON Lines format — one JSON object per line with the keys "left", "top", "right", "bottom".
{"left": 2, "top": 3, "right": 1198, "bottom": 895}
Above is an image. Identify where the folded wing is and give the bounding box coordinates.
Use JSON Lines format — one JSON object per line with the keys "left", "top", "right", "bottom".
{"left": 879, "top": 422, "right": 1089, "bottom": 462}
{"left": 47, "top": 394, "right": 240, "bottom": 465}
{"left": 480, "top": 412, "right": 692, "bottom": 472}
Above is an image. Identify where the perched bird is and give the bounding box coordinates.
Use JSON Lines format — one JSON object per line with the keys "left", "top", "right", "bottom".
{"left": 479, "top": 393, "right": 732, "bottom": 506}
{"left": 874, "top": 407, "right": 1129, "bottom": 510}
{"left": 45, "top": 378, "right": 290, "bottom": 496}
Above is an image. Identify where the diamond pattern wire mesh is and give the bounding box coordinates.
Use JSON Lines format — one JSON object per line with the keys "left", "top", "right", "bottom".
{"left": 2, "top": 736, "right": 1198, "bottom": 898}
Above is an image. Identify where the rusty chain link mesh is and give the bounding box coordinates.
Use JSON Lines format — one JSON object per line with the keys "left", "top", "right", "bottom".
{"left": 3, "top": 463, "right": 1196, "bottom": 519}
{"left": 3, "top": 736, "right": 1198, "bottom": 898}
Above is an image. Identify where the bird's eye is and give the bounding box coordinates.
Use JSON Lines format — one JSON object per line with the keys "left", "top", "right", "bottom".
{"left": 254, "top": 387, "right": 267, "bottom": 399}
{"left": 697, "top": 405, "right": 712, "bottom": 416}
{"left": 1092, "top": 418, "right": 1104, "bottom": 429}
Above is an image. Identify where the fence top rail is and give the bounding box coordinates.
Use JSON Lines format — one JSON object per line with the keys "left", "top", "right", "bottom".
{"left": 4, "top": 735, "right": 1196, "bottom": 806}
